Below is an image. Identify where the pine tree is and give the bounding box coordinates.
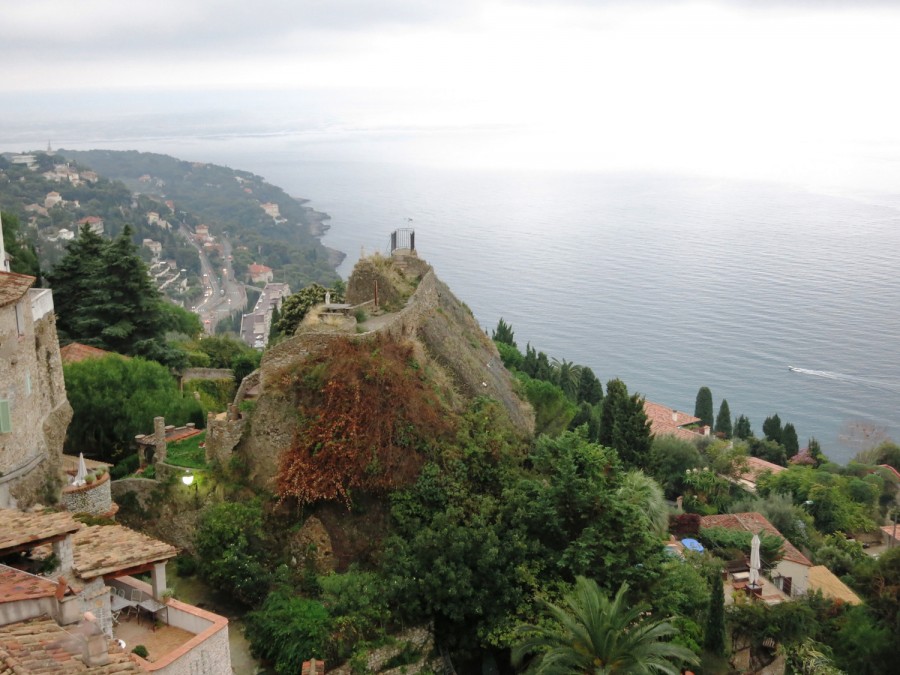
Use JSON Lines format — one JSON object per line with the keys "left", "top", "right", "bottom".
{"left": 522, "top": 343, "right": 537, "bottom": 377}
{"left": 47, "top": 225, "right": 108, "bottom": 343}
{"left": 694, "top": 386, "right": 714, "bottom": 428}
{"left": 715, "top": 399, "right": 733, "bottom": 438}
{"left": 704, "top": 572, "right": 726, "bottom": 656}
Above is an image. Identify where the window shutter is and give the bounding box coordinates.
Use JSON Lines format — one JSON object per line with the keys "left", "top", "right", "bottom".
{"left": 0, "top": 400, "right": 11, "bottom": 434}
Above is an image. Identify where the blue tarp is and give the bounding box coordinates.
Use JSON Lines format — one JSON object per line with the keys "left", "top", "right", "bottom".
{"left": 681, "top": 538, "right": 704, "bottom": 552}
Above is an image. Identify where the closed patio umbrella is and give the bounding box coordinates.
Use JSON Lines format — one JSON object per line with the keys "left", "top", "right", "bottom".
{"left": 73, "top": 452, "right": 87, "bottom": 486}
{"left": 749, "top": 533, "right": 761, "bottom": 588}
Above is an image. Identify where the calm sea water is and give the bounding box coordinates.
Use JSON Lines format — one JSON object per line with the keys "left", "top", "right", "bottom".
{"left": 14, "top": 133, "right": 900, "bottom": 464}
{"left": 225, "top": 158, "right": 900, "bottom": 465}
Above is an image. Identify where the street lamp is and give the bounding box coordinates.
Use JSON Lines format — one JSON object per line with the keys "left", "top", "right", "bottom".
{"left": 181, "top": 471, "right": 194, "bottom": 486}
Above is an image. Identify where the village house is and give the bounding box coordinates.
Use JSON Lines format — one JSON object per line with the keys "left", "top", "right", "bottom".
{"left": 247, "top": 263, "right": 273, "bottom": 284}
{"left": 260, "top": 202, "right": 280, "bottom": 219}
{"left": 701, "top": 512, "right": 813, "bottom": 598}
{"left": 194, "top": 224, "right": 209, "bottom": 242}
{"left": 643, "top": 400, "right": 710, "bottom": 441}
{"left": 77, "top": 216, "right": 105, "bottom": 236}
{"left": 44, "top": 191, "right": 63, "bottom": 209}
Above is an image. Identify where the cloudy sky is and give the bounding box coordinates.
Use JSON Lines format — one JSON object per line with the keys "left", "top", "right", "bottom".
{"left": 3, "top": 0, "right": 900, "bottom": 190}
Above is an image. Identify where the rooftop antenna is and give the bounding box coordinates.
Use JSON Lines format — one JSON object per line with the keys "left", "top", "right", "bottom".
{"left": 47, "top": 140, "right": 52, "bottom": 153}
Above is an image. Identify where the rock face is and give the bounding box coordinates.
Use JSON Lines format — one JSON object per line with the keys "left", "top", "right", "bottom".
{"left": 224, "top": 252, "right": 533, "bottom": 492}
{"left": 289, "top": 516, "right": 336, "bottom": 574}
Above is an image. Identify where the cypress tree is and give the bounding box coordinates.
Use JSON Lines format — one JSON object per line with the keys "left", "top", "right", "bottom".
{"left": 762, "top": 414, "right": 783, "bottom": 444}
{"left": 599, "top": 378, "right": 652, "bottom": 468}
{"left": 522, "top": 343, "right": 537, "bottom": 377}
{"left": 694, "top": 387, "right": 714, "bottom": 428}
{"left": 576, "top": 366, "right": 603, "bottom": 406}
{"left": 715, "top": 399, "right": 733, "bottom": 438}
{"left": 704, "top": 572, "right": 726, "bottom": 656}
{"left": 783, "top": 422, "right": 799, "bottom": 456}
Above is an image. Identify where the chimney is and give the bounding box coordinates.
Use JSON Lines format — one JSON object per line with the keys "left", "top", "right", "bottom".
{"left": 671, "top": 411, "right": 678, "bottom": 423}
{"left": 701, "top": 425, "right": 710, "bottom": 437}
{"left": 80, "top": 612, "right": 110, "bottom": 667}
{"left": 302, "top": 658, "right": 325, "bottom": 674}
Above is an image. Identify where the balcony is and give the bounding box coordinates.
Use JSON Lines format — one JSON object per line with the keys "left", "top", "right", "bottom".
{"left": 109, "top": 576, "right": 230, "bottom": 673}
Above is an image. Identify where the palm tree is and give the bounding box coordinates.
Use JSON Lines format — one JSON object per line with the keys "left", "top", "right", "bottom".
{"left": 552, "top": 358, "right": 581, "bottom": 401}
{"left": 512, "top": 577, "right": 699, "bottom": 674}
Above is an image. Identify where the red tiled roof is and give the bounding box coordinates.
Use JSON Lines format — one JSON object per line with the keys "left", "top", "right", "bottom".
{"left": 72, "top": 526, "right": 178, "bottom": 580}
{"left": 643, "top": 401, "right": 702, "bottom": 441}
{"left": 248, "top": 264, "right": 272, "bottom": 275}
{"left": 0, "top": 510, "right": 82, "bottom": 554}
{"left": 808, "top": 565, "right": 861, "bottom": 605}
{"left": 59, "top": 343, "right": 123, "bottom": 364}
{"left": 739, "top": 456, "right": 786, "bottom": 485}
{"left": 700, "top": 512, "right": 812, "bottom": 566}
{"left": 0, "top": 271, "right": 35, "bottom": 308}
{"left": 0, "top": 565, "right": 58, "bottom": 603}
{"left": 76, "top": 216, "right": 103, "bottom": 224}
{"left": 0, "top": 615, "right": 142, "bottom": 673}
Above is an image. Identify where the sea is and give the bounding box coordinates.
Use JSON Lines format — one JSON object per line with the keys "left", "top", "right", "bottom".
{"left": 8, "top": 134, "right": 900, "bottom": 464}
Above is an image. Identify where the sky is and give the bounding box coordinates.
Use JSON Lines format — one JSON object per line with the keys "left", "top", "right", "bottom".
{"left": 2, "top": 0, "right": 900, "bottom": 191}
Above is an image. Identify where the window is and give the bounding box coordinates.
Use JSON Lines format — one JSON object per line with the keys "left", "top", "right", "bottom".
{"left": 0, "top": 400, "right": 11, "bottom": 434}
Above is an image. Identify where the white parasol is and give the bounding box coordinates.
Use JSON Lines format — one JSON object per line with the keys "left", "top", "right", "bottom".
{"left": 73, "top": 452, "right": 88, "bottom": 486}
{"left": 749, "top": 533, "right": 761, "bottom": 588}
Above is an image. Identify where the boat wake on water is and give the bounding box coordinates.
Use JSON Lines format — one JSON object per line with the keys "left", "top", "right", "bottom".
{"left": 787, "top": 366, "right": 900, "bottom": 393}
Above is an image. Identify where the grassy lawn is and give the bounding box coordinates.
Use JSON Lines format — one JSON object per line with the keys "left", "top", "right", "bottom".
{"left": 166, "top": 431, "right": 208, "bottom": 469}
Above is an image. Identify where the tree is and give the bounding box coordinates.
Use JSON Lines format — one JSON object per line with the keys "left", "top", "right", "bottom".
{"left": 512, "top": 577, "right": 699, "bottom": 674}
{"left": 617, "top": 471, "right": 668, "bottom": 537}
{"left": 648, "top": 435, "right": 702, "bottom": 499}
{"left": 576, "top": 366, "right": 603, "bottom": 406}
{"left": 1, "top": 211, "right": 40, "bottom": 278}
{"left": 715, "top": 399, "right": 733, "bottom": 438}
{"left": 244, "top": 590, "right": 331, "bottom": 673}
{"left": 551, "top": 358, "right": 581, "bottom": 401}
{"left": 783, "top": 422, "right": 800, "bottom": 456}
{"left": 695, "top": 387, "right": 714, "bottom": 428}
{"left": 599, "top": 379, "right": 652, "bottom": 469}
{"left": 195, "top": 501, "right": 273, "bottom": 607}
{"left": 63, "top": 355, "right": 203, "bottom": 460}
{"left": 763, "top": 414, "right": 783, "bottom": 444}
{"left": 274, "top": 282, "right": 343, "bottom": 337}
{"left": 492, "top": 317, "right": 516, "bottom": 347}
{"left": 734, "top": 414, "right": 753, "bottom": 440}
{"left": 704, "top": 572, "right": 726, "bottom": 656}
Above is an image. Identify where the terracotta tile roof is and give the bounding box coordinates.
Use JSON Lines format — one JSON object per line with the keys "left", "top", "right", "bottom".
{"left": 72, "top": 526, "right": 177, "bottom": 580}
{"left": 248, "top": 264, "right": 272, "bottom": 275}
{"left": 738, "top": 457, "right": 786, "bottom": 486}
{"left": 0, "top": 271, "right": 35, "bottom": 308}
{"left": 0, "top": 511, "right": 82, "bottom": 553}
{"left": 59, "top": 343, "right": 123, "bottom": 364}
{"left": 0, "top": 615, "right": 142, "bottom": 673}
{"left": 643, "top": 401, "right": 702, "bottom": 441}
{"left": 700, "top": 512, "right": 812, "bottom": 566}
{"left": 881, "top": 524, "right": 899, "bottom": 543}
{"left": 808, "top": 565, "right": 861, "bottom": 605}
{"left": 0, "top": 565, "right": 58, "bottom": 603}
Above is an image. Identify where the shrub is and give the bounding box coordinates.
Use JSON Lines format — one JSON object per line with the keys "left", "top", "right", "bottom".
{"left": 244, "top": 590, "right": 331, "bottom": 673}
{"left": 132, "top": 645, "right": 149, "bottom": 659}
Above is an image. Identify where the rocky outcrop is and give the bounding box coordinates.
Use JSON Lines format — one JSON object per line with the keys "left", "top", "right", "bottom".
{"left": 226, "top": 252, "right": 533, "bottom": 492}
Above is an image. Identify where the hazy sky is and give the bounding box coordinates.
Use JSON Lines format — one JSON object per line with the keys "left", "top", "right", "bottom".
{"left": 3, "top": 0, "right": 900, "bottom": 190}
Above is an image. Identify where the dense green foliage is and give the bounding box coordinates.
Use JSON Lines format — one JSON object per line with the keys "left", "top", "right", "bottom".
{"left": 48, "top": 225, "right": 186, "bottom": 368}
{"left": 195, "top": 501, "right": 274, "bottom": 606}
{"left": 245, "top": 590, "right": 330, "bottom": 672}
{"left": 63, "top": 355, "right": 202, "bottom": 460}
{"left": 492, "top": 317, "right": 517, "bottom": 347}
{"left": 704, "top": 573, "right": 726, "bottom": 656}
{"left": 1, "top": 211, "right": 40, "bottom": 278}
{"left": 598, "top": 378, "right": 652, "bottom": 469}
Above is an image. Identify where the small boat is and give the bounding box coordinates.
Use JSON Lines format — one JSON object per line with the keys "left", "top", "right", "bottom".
{"left": 788, "top": 366, "right": 800, "bottom": 372}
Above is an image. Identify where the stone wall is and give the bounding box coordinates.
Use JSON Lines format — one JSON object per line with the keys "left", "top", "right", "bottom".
{"left": 181, "top": 368, "right": 233, "bottom": 382}
{"left": 61, "top": 473, "right": 114, "bottom": 516}
{"left": 204, "top": 415, "right": 245, "bottom": 466}
{"left": 0, "top": 297, "right": 72, "bottom": 508}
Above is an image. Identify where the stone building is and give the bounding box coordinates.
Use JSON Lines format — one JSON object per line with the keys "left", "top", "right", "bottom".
{"left": 0, "top": 266, "right": 71, "bottom": 509}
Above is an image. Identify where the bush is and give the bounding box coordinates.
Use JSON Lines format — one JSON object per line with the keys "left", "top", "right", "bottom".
{"left": 110, "top": 454, "right": 140, "bottom": 479}
{"left": 131, "top": 645, "right": 149, "bottom": 659}
{"left": 244, "top": 590, "right": 331, "bottom": 673}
